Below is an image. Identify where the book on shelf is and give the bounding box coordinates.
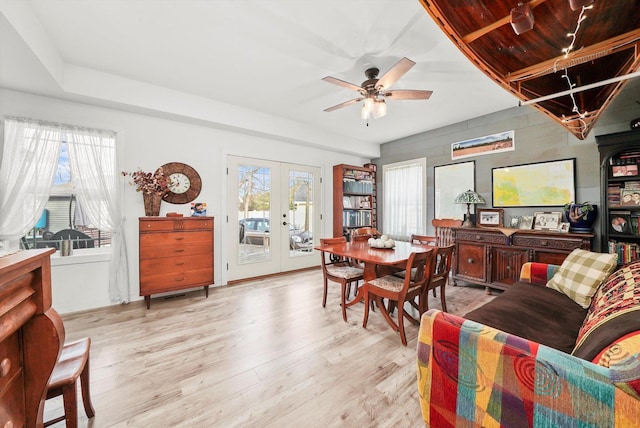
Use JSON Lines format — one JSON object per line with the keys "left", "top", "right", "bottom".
{"left": 608, "top": 183, "right": 621, "bottom": 205}
{"left": 608, "top": 240, "right": 640, "bottom": 264}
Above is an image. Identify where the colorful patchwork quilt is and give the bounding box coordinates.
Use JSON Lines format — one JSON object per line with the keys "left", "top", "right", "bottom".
{"left": 417, "top": 310, "right": 640, "bottom": 427}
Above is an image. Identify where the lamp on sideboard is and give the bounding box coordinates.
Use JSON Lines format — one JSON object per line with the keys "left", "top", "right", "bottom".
{"left": 454, "top": 190, "right": 485, "bottom": 227}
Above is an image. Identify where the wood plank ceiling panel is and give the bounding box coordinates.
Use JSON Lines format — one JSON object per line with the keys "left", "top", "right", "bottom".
{"left": 419, "top": 0, "right": 640, "bottom": 139}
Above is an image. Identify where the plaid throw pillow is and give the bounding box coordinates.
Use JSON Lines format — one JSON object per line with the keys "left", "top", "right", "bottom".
{"left": 546, "top": 248, "right": 618, "bottom": 308}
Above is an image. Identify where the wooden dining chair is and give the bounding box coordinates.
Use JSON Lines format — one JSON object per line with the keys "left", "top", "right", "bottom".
{"left": 432, "top": 219, "right": 462, "bottom": 285}
{"left": 432, "top": 219, "right": 462, "bottom": 246}
{"left": 350, "top": 227, "right": 380, "bottom": 241}
{"left": 361, "top": 249, "right": 435, "bottom": 346}
{"left": 319, "top": 237, "right": 364, "bottom": 322}
{"left": 393, "top": 234, "right": 437, "bottom": 280}
{"left": 44, "top": 337, "right": 95, "bottom": 428}
{"left": 421, "top": 245, "right": 454, "bottom": 313}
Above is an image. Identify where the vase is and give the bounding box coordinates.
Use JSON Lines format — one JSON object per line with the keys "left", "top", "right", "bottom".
{"left": 142, "top": 192, "right": 162, "bottom": 216}
{"left": 564, "top": 203, "right": 597, "bottom": 233}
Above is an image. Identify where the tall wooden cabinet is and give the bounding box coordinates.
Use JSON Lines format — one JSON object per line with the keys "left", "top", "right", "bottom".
{"left": 452, "top": 227, "right": 592, "bottom": 291}
{"left": 139, "top": 217, "right": 214, "bottom": 308}
{"left": 333, "top": 163, "right": 377, "bottom": 237}
{"left": 597, "top": 130, "right": 640, "bottom": 263}
{"left": 0, "top": 248, "right": 63, "bottom": 427}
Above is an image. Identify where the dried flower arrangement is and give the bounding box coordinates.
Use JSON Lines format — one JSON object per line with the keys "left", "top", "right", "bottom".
{"left": 121, "top": 167, "right": 172, "bottom": 195}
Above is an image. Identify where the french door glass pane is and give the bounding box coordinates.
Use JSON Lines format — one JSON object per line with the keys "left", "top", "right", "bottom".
{"left": 238, "top": 164, "right": 271, "bottom": 264}
{"left": 288, "top": 169, "right": 314, "bottom": 257}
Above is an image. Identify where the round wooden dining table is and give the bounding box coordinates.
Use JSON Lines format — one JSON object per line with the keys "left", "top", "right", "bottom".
{"left": 314, "top": 240, "right": 435, "bottom": 306}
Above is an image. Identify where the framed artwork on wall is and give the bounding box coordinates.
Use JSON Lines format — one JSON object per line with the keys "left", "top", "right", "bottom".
{"left": 492, "top": 158, "right": 576, "bottom": 207}
{"left": 434, "top": 161, "right": 475, "bottom": 220}
{"left": 451, "top": 130, "right": 515, "bottom": 160}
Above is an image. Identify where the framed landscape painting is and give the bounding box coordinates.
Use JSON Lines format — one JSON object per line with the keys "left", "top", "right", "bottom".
{"left": 492, "top": 158, "right": 576, "bottom": 207}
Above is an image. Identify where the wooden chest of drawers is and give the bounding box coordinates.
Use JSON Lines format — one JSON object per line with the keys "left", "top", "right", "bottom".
{"left": 139, "top": 217, "right": 214, "bottom": 308}
{"left": 452, "top": 227, "right": 593, "bottom": 292}
{"left": 0, "top": 248, "right": 63, "bottom": 427}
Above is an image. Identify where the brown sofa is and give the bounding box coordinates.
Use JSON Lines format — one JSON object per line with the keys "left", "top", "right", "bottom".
{"left": 417, "top": 260, "right": 640, "bottom": 427}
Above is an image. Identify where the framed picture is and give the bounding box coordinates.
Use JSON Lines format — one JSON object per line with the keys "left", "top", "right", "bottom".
{"left": 492, "top": 158, "right": 576, "bottom": 207}
{"left": 610, "top": 214, "right": 632, "bottom": 234}
{"left": 434, "top": 161, "right": 475, "bottom": 219}
{"left": 451, "top": 130, "right": 515, "bottom": 160}
{"left": 559, "top": 222, "right": 570, "bottom": 233}
{"left": 620, "top": 189, "right": 640, "bottom": 206}
{"left": 533, "top": 211, "right": 562, "bottom": 230}
{"left": 510, "top": 216, "right": 520, "bottom": 228}
{"left": 612, "top": 164, "right": 639, "bottom": 177}
{"left": 477, "top": 208, "right": 504, "bottom": 227}
{"left": 519, "top": 216, "right": 534, "bottom": 229}
{"left": 190, "top": 202, "right": 207, "bottom": 216}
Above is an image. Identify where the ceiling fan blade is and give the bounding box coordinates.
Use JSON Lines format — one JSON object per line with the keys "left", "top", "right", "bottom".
{"left": 322, "top": 76, "right": 363, "bottom": 93}
{"left": 384, "top": 90, "right": 433, "bottom": 100}
{"left": 324, "top": 97, "right": 363, "bottom": 112}
{"left": 376, "top": 57, "right": 416, "bottom": 90}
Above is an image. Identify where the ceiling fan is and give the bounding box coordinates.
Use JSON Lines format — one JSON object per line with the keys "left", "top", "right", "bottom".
{"left": 322, "top": 57, "right": 433, "bottom": 120}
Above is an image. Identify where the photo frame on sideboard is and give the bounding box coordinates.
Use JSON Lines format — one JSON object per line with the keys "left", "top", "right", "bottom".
{"left": 434, "top": 160, "right": 475, "bottom": 220}
{"left": 492, "top": 158, "right": 576, "bottom": 207}
{"left": 533, "top": 211, "right": 562, "bottom": 230}
{"left": 477, "top": 208, "right": 504, "bottom": 227}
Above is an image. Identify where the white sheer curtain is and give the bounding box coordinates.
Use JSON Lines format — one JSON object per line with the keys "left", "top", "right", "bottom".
{"left": 0, "top": 118, "right": 62, "bottom": 251}
{"left": 382, "top": 159, "right": 426, "bottom": 241}
{"left": 66, "top": 130, "right": 129, "bottom": 304}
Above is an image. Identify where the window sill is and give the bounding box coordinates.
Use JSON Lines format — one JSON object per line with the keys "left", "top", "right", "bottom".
{"left": 51, "top": 247, "right": 111, "bottom": 266}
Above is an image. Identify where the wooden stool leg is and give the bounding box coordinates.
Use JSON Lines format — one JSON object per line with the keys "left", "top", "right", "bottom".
{"left": 62, "top": 383, "right": 78, "bottom": 428}
{"left": 80, "top": 356, "right": 95, "bottom": 417}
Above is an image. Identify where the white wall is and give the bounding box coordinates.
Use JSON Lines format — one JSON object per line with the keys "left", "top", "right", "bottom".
{"left": 0, "top": 88, "right": 368, "bottom": 314}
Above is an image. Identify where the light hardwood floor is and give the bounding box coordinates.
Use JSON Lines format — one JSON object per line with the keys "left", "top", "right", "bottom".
{"left": 44, "top": 269, "right": 495, "bottom": 427}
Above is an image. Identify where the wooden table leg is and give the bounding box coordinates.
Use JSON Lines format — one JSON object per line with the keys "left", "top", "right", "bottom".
{"left": 344, "top": 262, "right": 377, "bottom": 307}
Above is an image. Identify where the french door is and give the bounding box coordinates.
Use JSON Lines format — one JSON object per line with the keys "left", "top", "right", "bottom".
{"left": 227, "top": 156, "right": 320, "bottom": 281}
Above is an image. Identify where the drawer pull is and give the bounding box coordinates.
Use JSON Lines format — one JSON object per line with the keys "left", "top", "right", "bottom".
{"left": 506, "top": 265, "right": 511, "bottom": 270}
{"left": 176, "top": 262, "right": 185, "bottom": 266}
{"left": 174, "top": 249, "right": 185, "bottom": 253}
{"left": 174, "top": 277, "right": 185, "bottom": 282}
{"left": 540, "top": 240, "right": 548, "bottom": 246}
{"left": 475, "top": 235, "right": 481, "bottom": 240}
{"left": 174, "top": 237, "right": 185, "bottom": 241}
{"left": 0, "top": 358, "right": 10, "bottom": 377}
{"left": 467, "top": 258, "right": 474, "bottom": 264}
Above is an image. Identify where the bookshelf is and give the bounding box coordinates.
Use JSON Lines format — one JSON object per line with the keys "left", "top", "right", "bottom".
{"left": 333, "top": 163, "right": 377, "bottom": 238}
{"left": 597, "top": 130, "right": 640, "bottom": 264}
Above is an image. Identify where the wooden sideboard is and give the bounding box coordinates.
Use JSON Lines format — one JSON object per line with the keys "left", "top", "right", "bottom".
{"left": 0, "top": 248, "right": 64, "bottom": 427}
{"left": 452, "top": 227, "right": 593, "bottom": 292}
{"left": 139, "top": 217, "right": 214, "bottom": 308}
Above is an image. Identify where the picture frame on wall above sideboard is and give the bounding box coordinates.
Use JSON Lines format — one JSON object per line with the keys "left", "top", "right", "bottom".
{"left": 492, "top": 158, "right": 576, "bottom": 207}
{"left": 434, "top": 160, "right": 475, "bottom": 220}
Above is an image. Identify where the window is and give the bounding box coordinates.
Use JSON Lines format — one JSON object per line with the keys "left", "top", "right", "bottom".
{"left": 20, "top": 132, "right": 114, "bottom": 251}
{"left": 382, "top": 158, "right": 426, "bottom": 241}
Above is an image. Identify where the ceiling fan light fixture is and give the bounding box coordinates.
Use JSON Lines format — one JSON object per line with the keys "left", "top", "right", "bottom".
{"left": 372, "top": 99, "right": 387, "bottom": 119}
{"left": 510, "top": 3, "right": 535, "bottom": 35}
{"left": 361, "top": 104, "right": 370, "bottom": 120}
{"left": 569, "top": 0, "right": 594, "bottom": 11}
{"left": 361, "top": 97, "right": 374, "bottom": 120}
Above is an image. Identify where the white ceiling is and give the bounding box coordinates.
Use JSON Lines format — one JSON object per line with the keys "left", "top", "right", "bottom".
{"left": 0, "top": 0, "right": 519, "bottom": 157}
